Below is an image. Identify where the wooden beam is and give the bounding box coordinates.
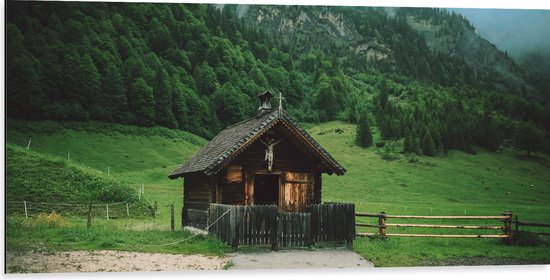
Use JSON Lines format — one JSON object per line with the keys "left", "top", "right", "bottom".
{"left": 356, "top": 232, "right": 377, "bottom": 237}
{"left": 385, "top": 223, "right": 504, "bottom": 229}
{"left": 355, "top": 212, "right": 383, "bottom": 217}
{"left": 356, "top": 223, "right": 384, "bottom": 228}
{"left": 516, "top": 230, "right": 550, "bottom": 236}
{"left": 385, "top": 215, "right": 507, "bottom": 219}
{"left": 385, "top": 234, "right": 510, "bottom": 238}
{"left": 514, "top": 221, "right": 550, "bottom": 228}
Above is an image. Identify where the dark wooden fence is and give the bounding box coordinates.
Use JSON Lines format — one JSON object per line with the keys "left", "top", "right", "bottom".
{"left": 356, "top": 211, "right": 512, "bottom": 239}
{"left": 513, "top": 216, "right": 550, "bottom": 236}
{"left": 208, "top": 203, "right": 355, "bottom": 249}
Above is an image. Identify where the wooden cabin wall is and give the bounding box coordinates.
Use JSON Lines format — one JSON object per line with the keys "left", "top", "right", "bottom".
{"left": 217, "top": 167, "right": 246, "bottom": 205}
{"left": 183, "top": 173, "right": 215, "bottom": 228}
{"left": 183, "top": 124, "right": 328, "bottom": 218}
{"left": 314, "top": 173, "right": 322, "bottom": 204}
{"left": 225, "top": 125, "right": 323, "bottom": 209}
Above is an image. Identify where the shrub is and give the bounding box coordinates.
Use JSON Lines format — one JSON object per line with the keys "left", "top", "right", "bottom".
{"left": 380, "top": 140, "right": 401, "bottom": 161}
{"left": 36, "top": 212, "right": 67, "bottom": 228}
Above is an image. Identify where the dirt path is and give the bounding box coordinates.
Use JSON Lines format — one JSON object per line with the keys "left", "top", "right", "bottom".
{"left": 228, "top": 247, "right": 374, "bottom": 270}
{"left": 6, "top": 250, "right": 229, "bottom": 273}
{"left": 7, "top": 247, "right": 372, "bottom": 273}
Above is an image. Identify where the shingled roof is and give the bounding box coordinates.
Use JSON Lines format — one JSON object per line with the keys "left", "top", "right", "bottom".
{"left": 168, "top": 109, "right": 346, "bottom": 179}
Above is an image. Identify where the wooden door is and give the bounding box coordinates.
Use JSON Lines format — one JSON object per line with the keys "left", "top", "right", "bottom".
{"left": 279, "top": 172, "right": 313, "bottom": 212}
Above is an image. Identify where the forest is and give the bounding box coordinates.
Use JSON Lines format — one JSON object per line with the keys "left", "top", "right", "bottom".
{"left": 6, "top": 1, "right": 550, "bottom": 155}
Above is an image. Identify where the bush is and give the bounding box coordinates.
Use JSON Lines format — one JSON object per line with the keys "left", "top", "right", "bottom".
{"left": 380, "top": 140, "right": 401, "bottom": 161}
{"left": 36, "top": 212, "right": 67, "bottom": 228}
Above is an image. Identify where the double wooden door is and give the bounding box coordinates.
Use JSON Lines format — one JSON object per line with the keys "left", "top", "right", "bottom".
{"left": 279, "top": 172, "right": 314, "bottom": 212}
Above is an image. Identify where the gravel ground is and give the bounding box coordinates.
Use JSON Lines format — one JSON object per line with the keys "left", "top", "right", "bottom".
{"left": 6, "top": 247, "right": 373, "bottom": 273}
{"left": 6, "top": 250, "right": 229, "bottom": 273}
{"left": 228, "top": 247, "right": 373, "bottom": 270}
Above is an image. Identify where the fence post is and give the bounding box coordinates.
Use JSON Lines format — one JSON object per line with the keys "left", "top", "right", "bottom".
{"left": 87, "top": 203, "right": 93, "bottom": 229}
{"left": 106, "top": 204, "right": 109, "bottom": 220}
{"left": 230, "top": 206, "right": 238, "bottom": 248}
{"left": 378, "top": 212, "right": 387, "bottom": 239}
{"left": 182, "top": 206, "right": 186, "bottom": 229}
{"left": 126, "top": 203, "right": 130, "bottom": 218}
{"left": 171, "top": 204, "right": 175, "bottom": 231}
{"left": 24, "top": 201, "right": 28, "bottom": 219}
{"left": 503, "top": 210, "right": 512, "bottom": 243}
{"left": 347, "top": 203, "right": 355, "bottom": 247}
{"left": 271, "top": 210, "right": 278, "bottom": 251}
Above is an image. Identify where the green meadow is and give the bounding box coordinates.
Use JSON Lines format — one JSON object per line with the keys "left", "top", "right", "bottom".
{"left": 6, "top": 119, "right": 550, "bottom": 266}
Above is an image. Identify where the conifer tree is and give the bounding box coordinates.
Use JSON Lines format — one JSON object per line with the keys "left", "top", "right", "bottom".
{"left": 129, "top": 78, "right": 155, "bottom": 126}
{"left": 356, "top": 112, "right": 373, "bottom": 147}
{"left": 194, "top": 62, "right": 217, "bottom": 95}
{"left": 153, "top": 66, "right": 177, "bottom": 128}
{"left": 102, "top": 63, "right": 128, "bottom": 122}
{"left": 421, "top": 131, "right": 435, "bottom": 156}
{"left": 411, "top": 134, "right": 421, "bottom": 155}
{"left": 403, "top": 128, "right": 413, "bottom": 153}
{"left": 514, "top": 122, "right": 544, "bottom": 156}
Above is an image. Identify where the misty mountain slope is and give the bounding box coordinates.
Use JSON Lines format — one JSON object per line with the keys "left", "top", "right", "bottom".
{"left": 449, "top": 8, "right": 550, "bottom": 58}
{"left": 402, "top": 8, "right": 528, "bottom": 92}
{"left": 7, "top": 1, "right": 550, "bottom": 153}
{"left": 237, "top": 5, "right": 530, "bottom": 92}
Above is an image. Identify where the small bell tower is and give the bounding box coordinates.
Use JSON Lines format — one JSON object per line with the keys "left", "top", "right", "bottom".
{"left": 257, "top": 90, "right": 273, "bottom": 115}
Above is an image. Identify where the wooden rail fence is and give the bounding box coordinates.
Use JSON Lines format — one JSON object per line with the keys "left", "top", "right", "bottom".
{"left": 513, "top": 216, "right": 550, "bottom": 236}
{"left": 208, "top": 203, "right": 355, "bottom": 249}
{"left": 356, "top": 211, "right": 513, "bottom": 239}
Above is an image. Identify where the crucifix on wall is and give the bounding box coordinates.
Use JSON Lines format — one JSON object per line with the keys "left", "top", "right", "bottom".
{"left": 259, "top": 137, "right": 283, "bottom": 172}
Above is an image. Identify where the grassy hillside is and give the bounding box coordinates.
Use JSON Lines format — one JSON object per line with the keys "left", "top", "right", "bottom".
{"left": 314, "top": 122, "right": 550, "bottom": 221}
{"left": 7, "top": 119, "right": 204, "bottom": 202}
{"left": 6, "top": 144, "right": 138, "bottom": 204}
{"left": 6, "top": 119, "right": 550, "bottom": 266}
{"left": 8, "top": 119, "right": 550, "bottom": 219}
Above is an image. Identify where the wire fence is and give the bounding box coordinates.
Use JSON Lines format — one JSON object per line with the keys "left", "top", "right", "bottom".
{"left": 10, "top": 134, "right": 164, "bottom": 185}
{"left": 6, "top": 200, "right": 152, "bottom": 219}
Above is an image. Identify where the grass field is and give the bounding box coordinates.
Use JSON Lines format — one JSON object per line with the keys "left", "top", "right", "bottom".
{"left": 6, "top": 119, "right": 550, "bottom": 266}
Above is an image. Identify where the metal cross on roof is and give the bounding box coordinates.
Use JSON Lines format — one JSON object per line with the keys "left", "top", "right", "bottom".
{"left": 278, "top": 92, "right": 286, "bottom": 116}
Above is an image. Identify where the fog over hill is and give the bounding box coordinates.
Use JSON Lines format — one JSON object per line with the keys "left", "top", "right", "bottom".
{"left": 449, "top": 8, "right": 550, "bottom": 59}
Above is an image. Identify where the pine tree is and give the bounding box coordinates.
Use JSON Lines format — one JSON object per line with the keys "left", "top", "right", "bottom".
{"left": 421, "top": 131, "right": 435, "bottom": 156}
{"left": 356, "top": 112, "right": 373, "bottom": 147}
{"left": 194, "top": 62, "right": 217, "bottom": 95}
{"left": 129, "top": 78, "right": 155, "bottom": 126}
{"left": 171, "top": 77, "right": 189, "bottom": 130}
{"left": 514, "top": 122, "right": 544, "bottom": 156}
{"left": 153, "top": 66, "right": 177, "bottom": 128}
{"left": 403, "top": 128, "right": 414, "bottom": 153}
{"left": 411, "top": 134, "right": 421, "bottom": 155}
{"left": 403, "top": 127, "right": 421, "bottom": 155}
{"left": 102, "top": 63, "right": 128, "bottom": 122}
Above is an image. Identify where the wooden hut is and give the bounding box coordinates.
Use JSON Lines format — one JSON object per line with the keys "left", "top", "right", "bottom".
{"left": 169, "top": 91, "right": 346, "bottom": 227}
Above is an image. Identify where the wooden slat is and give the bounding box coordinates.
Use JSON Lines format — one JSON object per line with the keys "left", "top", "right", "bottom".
{"left": 357, "top": 232, "right": 377, "bottom": 237}
{"left": 356, "top": 212, "right": 383, "bottom": 217}
{"left": 385, "top": 234, "right": 510, "bottom": 238}
{"left": 385, "top": 215, "right": 507, "bottom": 219}
{"left": 515, "top": 221, "right": 550, "bottom": 228}
{"left": 385, "top": 223, "right": 504, "bottom": 229}
{"left": 356, "top": 223, "right": 385, "bottom": 228}
{"left": 516, "top": 230, "right": 550, "bottom": 236}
